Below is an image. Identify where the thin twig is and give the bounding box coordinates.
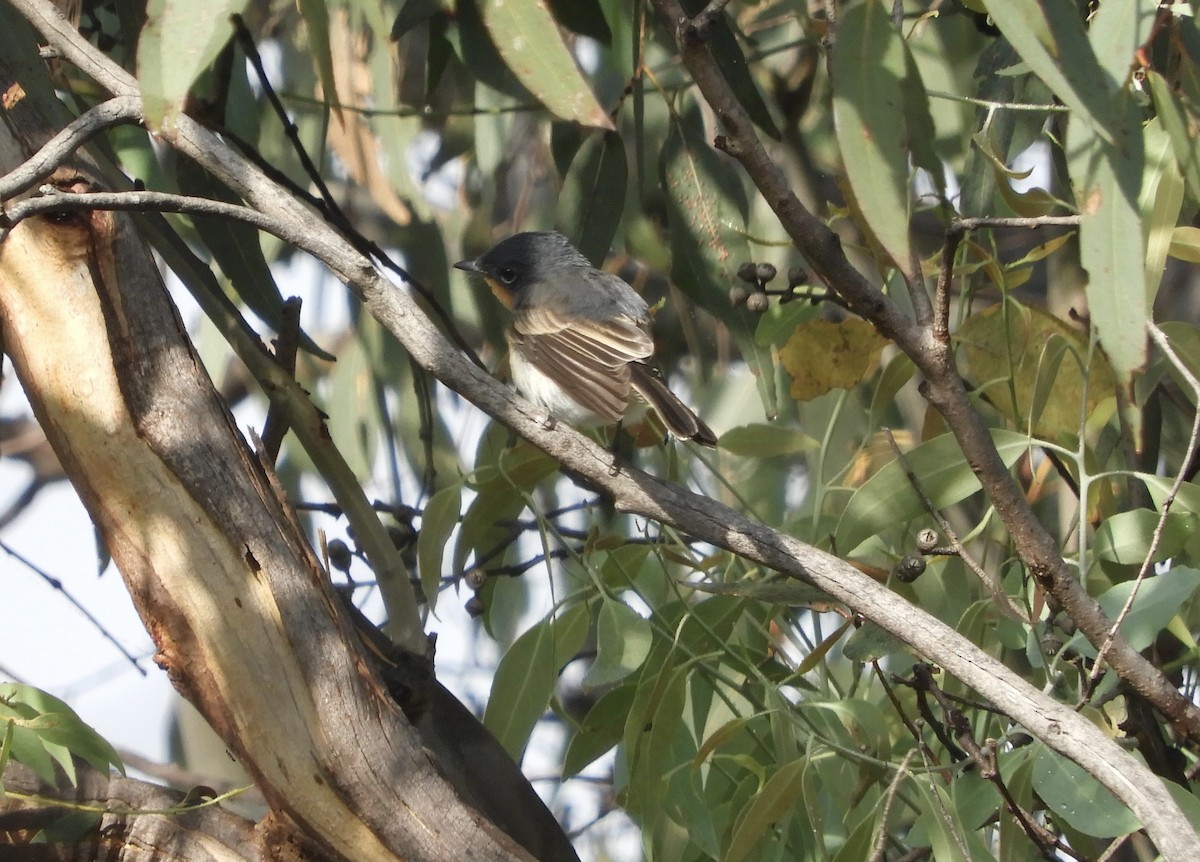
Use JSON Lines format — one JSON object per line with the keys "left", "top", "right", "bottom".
{"left": 1, "top": 187, "right": 296, "bottom": 242}
{"left": 933, "top": 225, "right": 964, "bottom": 345}
{"left": 954, "top": 215, "right": 1081, "bottom": 230}
{"left": 0, "top": 537, "right": 146, "bottom": 674}
{"left": 868, "top": 749, "right": 917, "bottom": 862}
{"left": 0, "top": 95, "right": 141, "bottom": 199}
{"left": 925, "top": 89, "right": 1070, "bottom": 112}
{"left": 914, "top": 665, "right": 1081, "bottom": 861}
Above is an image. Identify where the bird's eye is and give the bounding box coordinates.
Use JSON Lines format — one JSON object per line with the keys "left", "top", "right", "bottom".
{"left": 498, "top": 266, "right": 517, "bottom": 285}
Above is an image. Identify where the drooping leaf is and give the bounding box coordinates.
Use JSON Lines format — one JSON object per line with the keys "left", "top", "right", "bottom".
{"left": 1031, "top": 743, "right": 1141, "bottom": 838}
{"left": 726, "top": 758, "right": 808, "bottom": 862}
{"left": 1066, "top": 98, "right": 1147, "bottom": 413}
{"left": 836, "top": 430, "right": 1033, "bottom": 552}
{"left": 479, "top": 0, "right": 612, "bottom": 129}
{"left": 548, "top": 0, "right": 611, "bottom": 45}
{"left": 1169, "top": 226, "right": 1200, "bottom": 263}
{"left": 979, "top": 0, "right": 1122, "bottom": 145}
{"left": 1086, "top": 0, "right": 1157, "bottom": 95}
{"left": 295, "top": 0, "right": 340, "bottom": 124}
{"left": 0, "top": 684, "right": 124, "bottom": 783}
{"left": 717, "top": 423, "right": 820, "bottom": 458}
{"left": 679, "top": 0, "right": 781, "bottom": 140}
{"left": 137, "top": 0, "right": 247, "bottom": 129}
{"left": 483, "top": 603, "right": 590, "bottom": 760}
{"left": 1065, "top": 567, "right": 1200, "bottom": 657}
{"left": 778, "top": 317, "right": 889, "bottom": 402}
{"left": 909, "top": 778, "right": 971, "bottom": 862}
{"left": 1147, "top": 70, "right": 1200, "bottom": 206}
{"left": 174, "top": 159, "right": 318, "bottom": 354}
{"left": 391, "top": 0, "right": 444, "bottom": 41}
{"left": 556, "top": 130, "right": 627, "bottom": 265}
{"left": 622, "top": 659, "right": 688, "bottom": 818}
{"left": 416, "top": 484, "right": 462, "bottom": 610}
{"left": 584, "top": 599, "right": 652, "bottom": 688}
{"left": 660, "top": 103, "right": 777, "bottom": 416}
{"left": 563, "top": 683, "right": 636, "bottom": 776}
{"left": 831, "top": 1, "right": 916, "bottom": 277}
{"left": 1092, "top": 509, "right": 1197, "bottom": 567}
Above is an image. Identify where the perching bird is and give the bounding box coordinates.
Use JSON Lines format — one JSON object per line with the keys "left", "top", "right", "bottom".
{"left": 454, "top": 232, "right": 717, "bottom": 446}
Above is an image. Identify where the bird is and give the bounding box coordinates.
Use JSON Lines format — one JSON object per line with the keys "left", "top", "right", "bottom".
{"left": 454, "top": 231, "right": 717, "bottom": 447}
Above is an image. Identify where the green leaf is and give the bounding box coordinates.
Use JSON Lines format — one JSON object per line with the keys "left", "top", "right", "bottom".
{"left": 842, "top": 621, "right": 906, "bottom": 663}
{"left": 978, "top": 0, "right": 1121, "bottom": 145}
{"left": 416, "top": 485, "right": 461, "bottom": 609}
{"left": 391, "top": 0, "right": 444, "bottom": 40}
{"left": 1092, "top": 509, "right": 1197, "bottom": 566}
{"left": 137, "top": 0, "right": 247, "bottom": 129}
{"left": 556, "top": 130, "right": 627, "bottom": 266}
{"left": 452, "top": 0, "right": 530, "bottom": 100}
{"left": 726, "top": 758, "right": 807, "bottom": 862}
{"left": 684, "top": 576, "right": 836, "bottom": 610}
{"left": 547, "top": 0, "right": 611, "bottom": 45}
{"left": 1031, "top": 743, "right": 1140, "bottom": 838}
{"left": 1147, "top": 70, "right": 1200, "bottom": 206}
{"left": 835, "top": 430, "right": 1033, "bottom": 552}
{"left": 1087, "top": 0, "right": 1157, "bottom": 94}
{"left": 584, "top": 599, "right": 652, "bottom": 688}
{"left": 563, "top": 682, "right": 636, "bottom": 776}
{"left": 1169, "top": 226, "right": 1200, "bottom": 263}
{"left": 1066, "top": 96, "right": 1147, "bottom": 408}
{"left": 1141, "top": 118, "right": 1184, "bottom": 302}
{"left": 174, "top": 159, "right": 326, "bottom": 356}
{"left": 622, "top": 658, "right": 688, "bottom": 817}
{"left": 483, "top": 603, "right": 589, "bottom": 760}
{"left": 717, "top": 423, "right": 819, "bottom": 458}
{"left": 0, "top": 684, "right": 124, "bottom": 782}
{"left": 831, "top": 1, "right": 914, "bottom": 277}
{"left": 35, "top": 810, "right": 103, "bottom": 844}
{"left": 1065, "top": 566, "right": 1200, "bottom": 657}
{"left": 479, "top": 0, "right": 612, "bottom": 129}
{"left": 910, "top": 778, "right": 971, "bottom": 862}
{"left": 0, "top": 718, "right": 13, "bottom": 792}
{"left": 661, "top": 104, "right": 776, "bottom": 417}
{"left": 295, "top": 0, "right": 339, "bottom": 123}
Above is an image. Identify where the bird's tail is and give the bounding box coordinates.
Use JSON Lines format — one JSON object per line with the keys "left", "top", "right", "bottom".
{"left": 629, "top": 364, "right": 718, "bottom": 447}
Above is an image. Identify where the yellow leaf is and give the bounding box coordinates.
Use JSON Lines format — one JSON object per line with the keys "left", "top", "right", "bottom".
{"left": 778, "top": 318, "right": 889, "bottom": 402}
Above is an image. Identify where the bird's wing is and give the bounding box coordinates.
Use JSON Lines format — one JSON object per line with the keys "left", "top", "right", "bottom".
{"left": 510, "top": 305, "right": 654, "bottom": 422}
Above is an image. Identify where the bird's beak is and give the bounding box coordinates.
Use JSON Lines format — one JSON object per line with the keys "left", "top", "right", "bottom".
{"left": 453, "top": 258, "right": 482, "bottom": 274}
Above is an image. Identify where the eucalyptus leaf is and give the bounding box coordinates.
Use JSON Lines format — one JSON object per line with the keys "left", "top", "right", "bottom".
{"left": 836, "top": 430, "right": 1033, "bottom": 552}
{"left": 479, "top": 0, "right": 612, "bottom": 128}
{"left": 483, "top": 603, "right": 590, "bottom": 760}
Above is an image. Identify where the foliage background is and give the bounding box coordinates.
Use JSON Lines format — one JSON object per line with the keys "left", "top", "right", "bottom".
{"left": 6, "top": 0, "right": 1200, "bottom": 860}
